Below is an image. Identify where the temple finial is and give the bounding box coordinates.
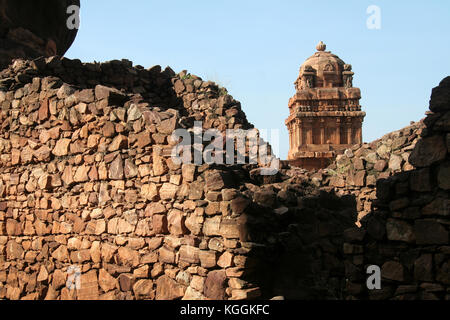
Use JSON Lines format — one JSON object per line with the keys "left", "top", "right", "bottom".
{"left": 316, "top": 41, "right": 326, "bottom": 51}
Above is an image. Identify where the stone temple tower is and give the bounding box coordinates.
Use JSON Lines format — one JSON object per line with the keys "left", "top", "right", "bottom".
{"left": 285, "top": 41, "right": 366, "bottom": 170}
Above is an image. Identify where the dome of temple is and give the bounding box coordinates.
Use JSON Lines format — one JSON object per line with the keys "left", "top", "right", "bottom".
{"left": 298, "top": 42, "right": 348, "bottom": 88}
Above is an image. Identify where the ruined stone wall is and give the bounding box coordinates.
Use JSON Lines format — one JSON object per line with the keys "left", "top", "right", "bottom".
{"left": 306, "top": 120, "right": 423, "bottom": 226}
{"left": 0, "top": 56, "right": 264, "bottom": 300}
{"left": 0, "top": 55, "right": 448, "bottom": 301}
{"left": 0, "top": 56, "right": 353, "bottom": 301}
{"left": 303, "top": 78, "right": 450, "bottom": 300}
{"left": 341, "top": 78, "right": 450, "bottom": 300}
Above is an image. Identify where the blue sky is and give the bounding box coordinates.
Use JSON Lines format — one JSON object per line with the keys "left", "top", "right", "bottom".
{"left": 66, "top": 0, "right": 450, "bottom": 159}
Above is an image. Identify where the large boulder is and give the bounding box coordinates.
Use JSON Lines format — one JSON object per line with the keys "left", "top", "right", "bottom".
{"left": 0, "top": 0, "right": 80, "bottom": 69}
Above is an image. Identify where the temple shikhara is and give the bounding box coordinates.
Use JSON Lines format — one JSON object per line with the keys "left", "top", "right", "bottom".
{"left": 286, "top": 41, "right": 366, "bottom": 170}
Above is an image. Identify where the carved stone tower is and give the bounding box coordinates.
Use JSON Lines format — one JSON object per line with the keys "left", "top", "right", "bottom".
{"left": 285, "top": 41, "right": 366, "bottom": 170}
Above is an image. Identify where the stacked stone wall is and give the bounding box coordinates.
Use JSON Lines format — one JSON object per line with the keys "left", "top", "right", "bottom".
{"left": 0, "top": 56, "right": 448, "bottom": 300}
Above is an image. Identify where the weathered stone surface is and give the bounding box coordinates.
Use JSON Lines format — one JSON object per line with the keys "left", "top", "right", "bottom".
{"left": 108, "top": 135, "right": 128, "bottom": 152}
{"left": 118, "top": 274, "right": 135, "bottom": 292}
{"left": 414, "top": 220, "right": 448, "bottom": 245}
{"left": 52, "top": 139, "right": 71, "bottom": 157}
{"left": 231, "top": 288, "right": 261, "bottom": 300}
{"left": 374, "top": 159, "right": 387, "bottom": 172}
{"left": 133, "top": 280, "right": 154, "bottom": 299}
{"left": 409, "top": 135, "right": 447, "bottom": 167}
{"left": 414, "top": 254, "right": 433, "bottom": 282}
{"left": 230, "top": 197, "right": 250, "bottom": 215}
{"left": 389, "top": 155, "right": 403, "bottom": 171}
{"left": 219, "top": 218, "right": 243, "bottom": 239}
{"left": 78, "top": 270, "right": 99, "bottom": 300}
{"left": 159, "top": 183, "right": 178, "bottom": 200}
{"left": 156, "top": 275, "right": 186, "bottom": 300}
{"left": 386, "top": 219, "right": 415, "bottom": 243}
{"left": 182, "top": 164, "right": 196, "bottom": 182}
{"left": 95, "top": 85, "right": 128, "bottom": 105}
{"left": 382, "top": 261, "right": 405, "bottom": 282}
{"left": 127, "top": 104, "right": 143, "bottom": 121}
{"left": 51, "top": 245, "right": 69, "bottom": 262}
{"left": 203, "top": 216, "right": 221, "bottom": 236}
{"left": 437, "top": 162, "right": 450, "bottom": 190}
{"left": 217, "top": 251, "right": 234, "bottom": 268}
{"left": 75, "top": 89, "right": 95, "bottom": 104}
{"left": 124, "top": 159, "right": 138, "bottom": 179}
{"left": 109, "top": 156, "right": 124, "bottom": 180}
{"left": 182, "top": 287, "right": 206, "bottom": 300}
{"left": 199, "top": 250, "right": 218, "bottom": 269}
{"left": 167, "top": 209, "right": 187, "bottom": 236}
{"left": 204, "top": 270, "right": 227, "bottom": 300}
{"left": 429, "top": 76, "right": 450, "bottom": 112}
{"left": 409, "top": 168, "right": 432, "bottom": 192}
{"left": 141, "top": 184, "right": 158, "bottom": 201}
{"left": 158, "top": 246, "right": 176, "bottom": 264}
{"left": 153, "top": 215, "right": 168, "bottom": 234}
{"left": 6, "top": 240, "right": 23, "bottom": 260}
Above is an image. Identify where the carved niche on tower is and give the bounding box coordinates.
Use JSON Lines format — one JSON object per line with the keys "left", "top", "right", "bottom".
{"left": 342, "top": 64, "right": 354, "bottom": 88}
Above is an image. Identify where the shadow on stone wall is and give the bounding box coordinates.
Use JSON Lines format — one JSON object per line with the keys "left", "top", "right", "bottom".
{"left": 236, "top": 170, "right": 358, "bottom": 300}
{"left": 342, "top": 77, "right": 450, "bottom": 300}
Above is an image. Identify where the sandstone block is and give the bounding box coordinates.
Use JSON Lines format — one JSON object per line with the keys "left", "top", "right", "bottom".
{"left": 217, "top": 251, "right": 234, "bottom": 268}
{"left": 204, "top": 270, "right": 227, "bottom": 300}
{"left": 182, "top": 164, "right": 196, "bottom": 182}
{"left": 52, "top": 139, "right": 71, "bottom": 157}
{"left": 386, "top": 218, "right": 415, "bottom": 243}
{"left": 414, "top": 219, "right": 448, "bottom": 245}
{"left": 199, "top": 250, "right": 218, "bottom": 269}
{"left": 159, "top": 246, "right": 176, "bottom": 264}
{"left": 141, "top": 184, "right": 159, "bottom": 201}
{"left": 108, "top": 135, "right": 128, "bottom": 152}
{"left": 109, "top": 156, "right": 124, "bottom": 180}
{"left": 159, "top": 183, "right": 178, "bottom": 200}
{"left": 153, "top": 215, "right": 168, "bottom": 234}
{"left": 409, "top": 168, "right": 432, "bottom": 192}
{"left": 203, "top": 216, "right": 221, "bottom": 236}
{"left": 437, "top": 162, "right": 450, "bottom": 190}
{"left": 118, "top": 273, "right": 135, "bottom": 292}
{"left": 133, "top": 279, "right": 155, "bottom": 299}
{"left": 155, "top": 275, "right": 186, "bottom": 300}
{"left": 414, "top": 254, "right": 434, "bottom": 282}
{"left": 99, "top": 269, "right": 118, "bottom": 293}
{"left": 117, "top": 247, "right": 140, "bottom": 267}
{"left": 95, "top": 85, "right": 128, "bottom": 105}
{"left": 429, "top": 76, "right": 450, "bottom": 112}
{"left": 168, "top": 209, "right": 188, "bottom": 236}
{"left": 382, "top": 261, "right": 405, "bottom": 282}
{"left": 78, "top": 270, "right": 99, "bottom": 300}
{"left": 205, "top": 170, "right": 230, "bottom": 191}
{"left": 51, "top": 245, "right": 69, "bottom": 262}
{"left": 231, "top": 288, "right": 261, "bottom": 300}
{"left": 230, "top": 197, "right": 250, "bottom": 214}
{"left": 179, "top": 245, "right": 200, "bottom": 264}
{"left": 182, "top": 286, "right": 205, "bottom": 300}
{"left": 409, "top": 135, "right": 447, "bottom": 167}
